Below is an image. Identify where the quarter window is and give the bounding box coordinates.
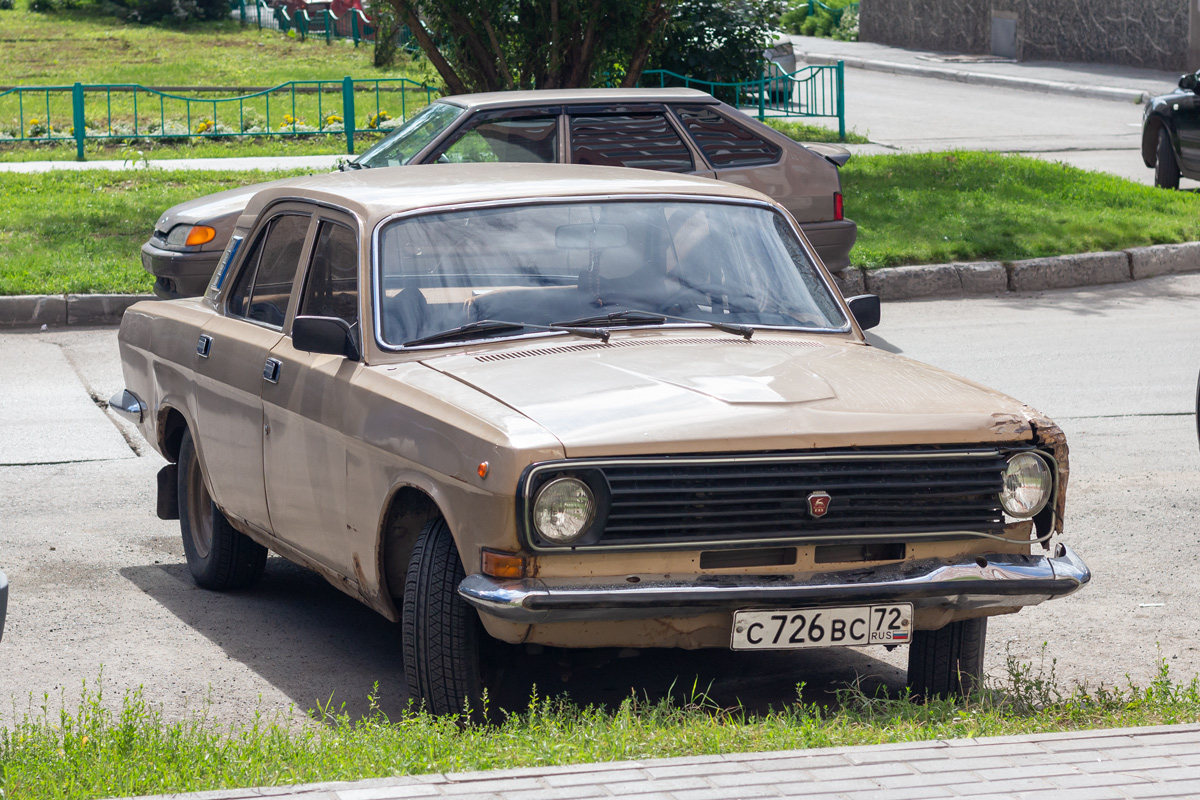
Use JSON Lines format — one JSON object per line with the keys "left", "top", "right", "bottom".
{"left": 569, "top": 114, "right": 694, "bottom": 173}
{"left": 298, "top": 221, "right": 359, "bottom": 327}
{"left": 227, "top": 213, "right": 310, "bottom": 328}
{"left": 674, "top": 106, "right": 781, "bottom": 169}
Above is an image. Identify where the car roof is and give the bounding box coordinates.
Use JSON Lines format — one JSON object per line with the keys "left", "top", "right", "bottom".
{"left": 242, "top": 163, "right": 776, "bottom": 225}
{"left": 438, "top": 87, "right": 719, "bottom": 110}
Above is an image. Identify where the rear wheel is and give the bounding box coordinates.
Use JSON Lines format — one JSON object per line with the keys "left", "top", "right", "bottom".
{"left": 402, "top": 517, "right": 487, "bottom": 716}
{"left": 1156, "top": 127, "right": 1181, "bottom": 190}
{"left": 906, "top": 617, "right": 987, "bottom": 699}
{"left": 177, "top": 428, "right": 267, "bottom": 590}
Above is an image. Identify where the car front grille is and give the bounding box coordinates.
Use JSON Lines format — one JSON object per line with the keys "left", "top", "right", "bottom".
{"left": 522, "top": 447, "right": 1015, "bottom": 550}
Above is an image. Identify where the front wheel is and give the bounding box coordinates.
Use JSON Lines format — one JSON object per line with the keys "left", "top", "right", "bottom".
{"left": 906, "top": 617, "right": 987, "bottom": 699}
{"left": 1156, "top": 127, "right": 1181, "bottom": 190}
{"left": 177, "top": 428, "right": 267, "bottom": 591}
{"left": 402, "top": 517, "right": 487, "bottom": 716}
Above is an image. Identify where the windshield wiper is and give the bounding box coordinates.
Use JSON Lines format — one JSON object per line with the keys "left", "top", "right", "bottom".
{"left": 586, "top": 308, "right": 754, "bottom": 340}
{"left": 552, "top": 310, "right": 667, "bottom": 327}
{"left": 403, "top": 319, "right": 611, "bottom": 348}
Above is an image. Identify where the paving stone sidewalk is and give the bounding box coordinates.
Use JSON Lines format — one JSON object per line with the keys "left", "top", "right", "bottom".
{"left": 131, "top": 723, "right": 1200, "bottom": 800}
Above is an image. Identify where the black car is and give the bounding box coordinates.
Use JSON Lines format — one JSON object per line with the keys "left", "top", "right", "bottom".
{"left": 1142, "top": 73, "right": 1200, "bottom": 189}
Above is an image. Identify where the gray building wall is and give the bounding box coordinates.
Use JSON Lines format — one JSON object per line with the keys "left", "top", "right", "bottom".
{"left": 859, "top": 0, "right": 1189, "bottom": 72}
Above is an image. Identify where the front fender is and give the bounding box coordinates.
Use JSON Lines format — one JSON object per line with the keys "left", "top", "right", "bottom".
{"left": 1143, "top": 111, "right": 1174, "bottom": 167}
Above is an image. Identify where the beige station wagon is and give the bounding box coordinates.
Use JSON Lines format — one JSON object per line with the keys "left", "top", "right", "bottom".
{"left": 113, "top": 164, "right": 1089, "bottom": 714}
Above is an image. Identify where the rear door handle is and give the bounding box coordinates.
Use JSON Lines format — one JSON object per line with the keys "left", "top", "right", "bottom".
{"left": 263, "top": 358, "right": 282, "bottom": 384}
{"left": 196, "top": 334, "right": 213, "bottom": 358}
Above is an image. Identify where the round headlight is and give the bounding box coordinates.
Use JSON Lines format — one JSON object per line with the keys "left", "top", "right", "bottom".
{"left": 1000, "top": 452, "right": 1053, "bottom": 518}
{"left": 532, "top": 477, "right": 595, "bottom": 544}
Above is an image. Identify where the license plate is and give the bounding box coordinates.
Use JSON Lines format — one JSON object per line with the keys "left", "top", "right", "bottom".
{"left": 730, "top": 604, "right": 913, "bottom": 650}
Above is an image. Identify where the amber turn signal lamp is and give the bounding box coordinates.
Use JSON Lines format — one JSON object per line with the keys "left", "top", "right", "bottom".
{"left": 477, "top": 461, "right": 489, "bottom": 478}
{"left": 184, "top": 225, "right": 217, "bottom": 246}
{"left": 482, "top": 549, "right": 526, "bottom": 579}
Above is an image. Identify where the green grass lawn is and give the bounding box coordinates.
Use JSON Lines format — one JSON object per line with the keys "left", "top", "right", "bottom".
{"left": 2, "top": 659, "right": 1198, "bottom": 800}
{"left": 0, "top": 1, "right": 437, "bottom": 146}
{"left": 2, "top": 2, "right": 429, "bottom": 86}
{"left": 3, "top": 153, "right": 1197, "bottom": 296}
{"left": 842, "top": 151, "right": 1200, "bottom": 268}
{"left": 0, "top": 169, "right": 313, "bottom": 295}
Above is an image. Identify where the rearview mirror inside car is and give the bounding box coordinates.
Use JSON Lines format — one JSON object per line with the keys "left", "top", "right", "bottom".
{"left": 556, "top": 223, "right": 629, "bottom": 250}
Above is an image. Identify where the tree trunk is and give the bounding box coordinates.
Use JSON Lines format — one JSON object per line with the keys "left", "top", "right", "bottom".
{"left": 391, "top": 0, "right": 468, "bottom": 95}
{"left": 620, "top": 0, "right": 671, "bottom": 87}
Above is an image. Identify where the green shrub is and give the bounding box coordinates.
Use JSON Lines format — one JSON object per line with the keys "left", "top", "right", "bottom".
{"left": 0, "top": 0, "right": 15, "bottom": 11}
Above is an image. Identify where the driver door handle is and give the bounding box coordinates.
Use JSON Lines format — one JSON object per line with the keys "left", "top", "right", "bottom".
{"left": 263, "top": 358, "right": 282, "bottom": 384}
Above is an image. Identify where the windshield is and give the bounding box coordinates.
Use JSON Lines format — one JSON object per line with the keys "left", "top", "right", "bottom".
{"left": 375, "top": 200, "right": 848, "bottom": 347}
{"left": 355, "top": 102, "right": 464, "bottom": 168}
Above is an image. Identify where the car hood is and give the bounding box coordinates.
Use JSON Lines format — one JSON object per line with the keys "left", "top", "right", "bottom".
{"left": 153, "top": 176, "right": 312, "bottom": 231}
{"left": 417, "top": 334, "right": 1038, "bottom": 457}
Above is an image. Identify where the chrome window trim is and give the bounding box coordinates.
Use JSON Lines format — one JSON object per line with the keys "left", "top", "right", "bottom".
{"left": 517, "top": 448, "right": 1022, "bottom": 553}
{"left": 369, "top": 193, "right": 852, "bottom": 353}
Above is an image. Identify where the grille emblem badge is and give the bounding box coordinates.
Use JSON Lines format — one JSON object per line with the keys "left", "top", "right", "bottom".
{"left": 807, "top": 491, "right": 831, "bottom": 518}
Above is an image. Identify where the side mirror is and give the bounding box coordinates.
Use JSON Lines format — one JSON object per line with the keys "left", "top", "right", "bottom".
{"left": 293, "top": 315, "right": 360, "bottom": 360}
{"left": 845, "top": 294, "right": 880, "bottom": 331}
{"left": 1180, "top": 73, "right": 1198, "bottom": 91}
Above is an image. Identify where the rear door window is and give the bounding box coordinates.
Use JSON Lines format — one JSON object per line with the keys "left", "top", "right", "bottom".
{"left": 673, "top": 106, "right": 781, "bottom": 169}
{"left": 227, "top": 213, "right": 311, "bottom": 328}
{"left": 568, "top": 113, "right": 694, "bottom": 173}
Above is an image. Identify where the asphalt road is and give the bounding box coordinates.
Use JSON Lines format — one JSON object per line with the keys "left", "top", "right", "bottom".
{"left": 1, "top": 275, "right": 1197, "bottom": 723}
{"left": 829, "top": 67, "right": 1200, "bottom": 189}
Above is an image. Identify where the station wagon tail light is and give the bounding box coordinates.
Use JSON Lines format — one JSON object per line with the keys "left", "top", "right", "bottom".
{"left": 166, "top": 224, "right": 217, "bottom": 248}
{"left": 532, "top": 477, "right": 596, "bottom": 545}
{"left": 834, "top": 193, "right": 844, "bottom": 221}
{"left": 999, "top": 452, "right": 1053, "bottom": 518}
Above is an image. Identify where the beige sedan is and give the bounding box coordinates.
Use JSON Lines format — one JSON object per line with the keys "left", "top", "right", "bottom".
{"left": 113, "top": 164, "right": 1088, "bottom": 714}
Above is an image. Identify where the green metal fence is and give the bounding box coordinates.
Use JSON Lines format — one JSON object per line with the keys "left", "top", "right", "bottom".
{"left": 641, "top": 61, "right": 846, "bottom": 139}
{"left": 231, "top": 0, "right": 417, "bottom": 51}
{"left": 0, "top": 77, "right": 438, "bottom": 160}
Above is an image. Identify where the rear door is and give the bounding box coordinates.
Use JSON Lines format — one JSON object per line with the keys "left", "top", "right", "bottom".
{"left": 192, "top": 208, "right": 313, "bottom": 533}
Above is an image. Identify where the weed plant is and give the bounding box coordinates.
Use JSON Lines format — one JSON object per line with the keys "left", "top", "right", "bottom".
{"left": 1, "top": 654, "right": 1198, "bottom": 800}
{"left": 762, "top": 117, "right": 869, "bottom": 144}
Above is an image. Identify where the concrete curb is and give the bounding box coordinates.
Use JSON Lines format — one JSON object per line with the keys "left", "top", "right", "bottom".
{"left": 832, "top": 240, "right": 1200, "bottom": 300}
{"left": 0, "top": 294, "right": 154, "bottom": 329}
{"left": 797, "top": 50, "right": 1150, "bottom": 104}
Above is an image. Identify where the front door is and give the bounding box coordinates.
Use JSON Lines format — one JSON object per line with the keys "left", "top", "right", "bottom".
{"left": 262, "top": 216, "right": 363, "bottom": 576}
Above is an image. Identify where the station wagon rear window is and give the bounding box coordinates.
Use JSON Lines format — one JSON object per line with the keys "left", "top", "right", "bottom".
{"left": 375, "top": 200, "right": 846, "bottom": 346}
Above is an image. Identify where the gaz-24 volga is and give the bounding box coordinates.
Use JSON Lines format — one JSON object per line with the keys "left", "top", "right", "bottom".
{"left": 113, "top": 164, "right": 1090, "bottom": 713}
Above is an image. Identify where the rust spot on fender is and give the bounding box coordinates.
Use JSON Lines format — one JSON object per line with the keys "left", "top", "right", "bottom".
{"left": 990, "top": 413, "right": 1032, "bottom": 437}
{"left": 1023, "top": 407, "right": 1069, "bottom": 534}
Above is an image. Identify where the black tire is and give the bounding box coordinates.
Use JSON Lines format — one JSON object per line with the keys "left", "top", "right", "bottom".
{"left": 906, "top": 617, "right": 987, "bottom": 700}
{"left": 402, "top": 517, "right": 486, "bottom": 716}
{"left": 1156, "top": 127, "right": 1181, "bottom": 190}
{"left": 177, "top": 428, "right": 267, "bottom": 591}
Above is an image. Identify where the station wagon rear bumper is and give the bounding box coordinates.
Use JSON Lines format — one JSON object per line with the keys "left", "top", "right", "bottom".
{"left": 458, "top": 543, "right": 1090, "bottom": 625}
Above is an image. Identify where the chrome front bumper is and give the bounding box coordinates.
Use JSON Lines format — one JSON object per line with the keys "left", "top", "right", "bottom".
{"left": 459, "top": 544, "right": 1090, "bottom": 625}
